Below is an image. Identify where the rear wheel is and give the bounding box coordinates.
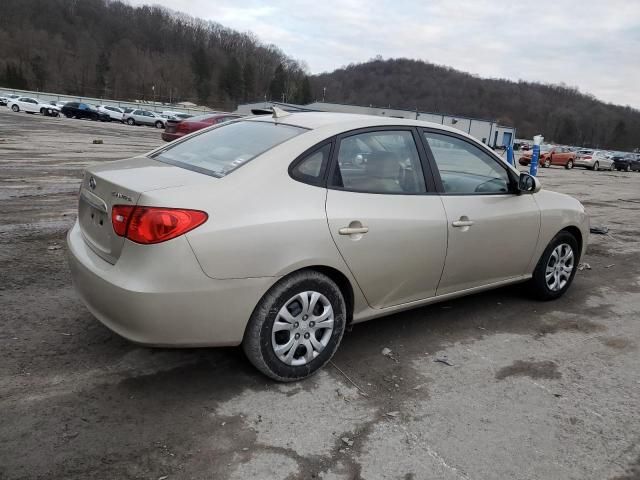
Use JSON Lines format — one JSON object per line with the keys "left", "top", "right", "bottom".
{"left": 243, "top": 270, "right": 346, "bottom": 382}
{"left": 155, "top": 120, "right": 164, "bottom": 129}
{"left": 626, "top": 164, "right": 631, "bottom": 172}
{"left": 592, "top": 161, "right": 599, "bottom": 171}
{"left": 543, "top": 158, "right": 551, "bottom": 168}
{"left": 127, "top": 118, "right": 135, "bottom": 125}
{"left": 11, "top": 105, "right": 19, "bottom": 112}
{"left": 530, "top": 231, "right": 579, "bottom": 300}
{"left": 40, "top": 108, "right": 46, "bottom": 115}
{"left": 565, "top": 159, "right": 574, "bottom": 169}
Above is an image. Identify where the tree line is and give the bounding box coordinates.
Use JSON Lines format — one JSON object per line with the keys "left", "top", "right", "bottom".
{"left": 0, "top": 0, "right": 312, "bottom": 110}
{"left": 311, "top": 57, "right": 639, "bottom": 151}
{"left": 1, "top": 1, "right": 637, "bottom": 150}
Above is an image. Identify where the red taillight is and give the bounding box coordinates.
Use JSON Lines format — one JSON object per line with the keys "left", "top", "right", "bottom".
{"left": 111, "top": 206, "right": 207, "bottom": 244}
{"left": 584, "top": 156, "right": 592, "bottom": 159}
{"left": 112, "top": 205, "right": 134, "bottom": 236}
{"left": 176, "top": 122, "right": 190, "bottom": 133}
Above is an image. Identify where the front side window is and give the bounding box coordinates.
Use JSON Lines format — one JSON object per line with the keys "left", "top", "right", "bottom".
{"left": 424, "top": 132, "right": 512, "bottom": 194}
{"left": 331, "top": 130, "right": 426, "bottom": 194}
{"left": 153, "top": 120, "right": 305, "bottom": 177}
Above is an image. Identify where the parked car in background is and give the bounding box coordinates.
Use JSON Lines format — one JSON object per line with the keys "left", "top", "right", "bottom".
{"left": 123, "top": 109, "right": 166, "bottom": 128}
{"left": 61, "top": 102, "right": 111, "bottom": 121}
{"left": 574, "top": 149, "right": 614, "bottom": 171}
{"left": 68, "top": 112, "right": 589, "bottom": 381}
{"left": 519, "top": 145, "right": 577, "bottom": 169}
{"left": 0, "top": 93, "right": 21, "bottom": 106}
{"left": 9, "top": 97, "right": 51, "bottom": 114}
{"left": 161, "top": 113, "right": 241, "bottom": 141}
{"left": 161, "top": 110, "right": 192, "bottom": 121}
{"left": 97, "top": 105, "right": 125, "bottom": 122}
{"left": 40, "top": 101, "right": 61, "bottom": 117}
{"left": 612, "top": 153, "right": 640, "bottom": 172}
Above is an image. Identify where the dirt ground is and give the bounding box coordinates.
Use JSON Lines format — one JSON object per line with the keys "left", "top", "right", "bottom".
{"left": 1, "top": 109, "right": 639, "bottom": 480}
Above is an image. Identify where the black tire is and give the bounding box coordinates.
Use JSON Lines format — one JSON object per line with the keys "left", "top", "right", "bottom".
{"left": 565, "top": 159, "right": 574, "bottom": 169}
{"left": 530, "top": 231, "right": 580, "bottom": 301}
{"left": 592, "top": 161, "right": 599, "bottom": 171}
{"left": 127, "top": 118, "right": 135, "bottom": 125}
{"left": 11, "top": 104, "right": 19, "bottom": 112}
{"left": 243, "top": 270, "right": 347, "bottom": 382}
{"left": 155, "top": 120, "right": 164, "bottom": 129}
{"left": 543, "top": 159, "right": 551, "bottom": 168}
{"left": 625, "top": 164, "right": 631, "bottom": 172}
{"left": 40, "top": 108, "right": 46, "bottom": 115}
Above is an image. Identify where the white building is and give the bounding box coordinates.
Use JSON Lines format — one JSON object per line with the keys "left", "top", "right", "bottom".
{"left": 235, "top": 101, "right": 516, "bottom": 148}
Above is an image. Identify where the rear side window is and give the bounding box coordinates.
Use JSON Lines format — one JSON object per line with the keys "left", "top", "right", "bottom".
{"left": 153, "top": 120, "right": 305, "bottom": 177}
{"left": 330, "top": 130, "right": 426, "bottom": 194}
{"left": 290, "top": 143, "right": 332, "bottom": 186}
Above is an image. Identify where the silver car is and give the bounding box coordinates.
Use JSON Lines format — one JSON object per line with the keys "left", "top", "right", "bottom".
{"left": 123, "top": 109, "right": 165, "bottom": 128}
{"left": 67, "top": 112, "right": 589, "bottom": 381}
{"left": 574, "top": 149, "right": 614, "bottom": 171}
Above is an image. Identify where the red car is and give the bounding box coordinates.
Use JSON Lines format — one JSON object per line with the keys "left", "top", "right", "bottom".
{"left": 519, "top": 146, "right": 577, "bottom": 169}
{"left": 161, "top": 113, "right": 241, "bottom": 142}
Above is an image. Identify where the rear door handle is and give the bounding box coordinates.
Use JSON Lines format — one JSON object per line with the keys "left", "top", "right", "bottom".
{"left": 452, "top": 219, "right": 474, "bottom": 228}
{"left": 339, "top": 226, "right": 369, "bottom": 235}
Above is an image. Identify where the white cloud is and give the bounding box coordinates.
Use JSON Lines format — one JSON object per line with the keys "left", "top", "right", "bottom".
{"left": 127, "top": 0, "right": 640, "bottom": 107}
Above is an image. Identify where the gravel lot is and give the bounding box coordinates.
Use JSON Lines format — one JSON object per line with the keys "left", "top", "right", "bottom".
{"left": 1, "top": 109, "right": 639, "bottom": 480}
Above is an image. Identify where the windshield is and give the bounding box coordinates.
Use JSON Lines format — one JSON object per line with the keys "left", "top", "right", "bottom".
{"left": 540, "top": 145, "right": 552, "bottom": 152}
{"left": 152, "top": 120, "right": 306, "bottom": 177}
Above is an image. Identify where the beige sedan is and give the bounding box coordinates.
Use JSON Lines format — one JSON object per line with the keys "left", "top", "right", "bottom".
{"left": 67, "top": 111, "right": 589, "bottom": 381}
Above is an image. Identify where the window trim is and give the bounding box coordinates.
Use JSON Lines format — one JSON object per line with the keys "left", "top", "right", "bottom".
{"left": 326, "top": 126, "right": 438, "bottom": 196}
{"left": 419, "top": 127, "right": 519, "bottom": 196}
{"left": 288, "top": 139, "right": 335, "bottom": 187}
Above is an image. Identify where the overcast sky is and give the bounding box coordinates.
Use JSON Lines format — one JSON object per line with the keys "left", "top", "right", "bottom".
{"left": 128, "top": 0, "right": 640, "bottom": 108}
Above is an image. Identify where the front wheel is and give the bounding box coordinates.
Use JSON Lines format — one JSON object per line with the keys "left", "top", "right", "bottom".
{"left": 625, "top": 164, "right": 631, "bottom": 172}
{"left": 155, "top": 121, "right": 164, "bottom": 129}
{"left": 565, "top": 159, "right": 574, "bottom": 169}
{"left": 530, "top": 231, "right": 579, "bottom": 301}
{"left": 243, "top": 271, "right": 346, "bottom": 381}
{"left": 543, "top": 159, "right": 551, "bottom": 168}
{"left": 126, "top": 118, "right": 135, "bottom": 125}
{"left": 11, "top": 105, "right": 19, "bottom": 112}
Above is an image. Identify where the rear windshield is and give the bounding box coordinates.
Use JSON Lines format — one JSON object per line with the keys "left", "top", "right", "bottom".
{"left": 152, "top": 120, "right": 306, "bottom": 177}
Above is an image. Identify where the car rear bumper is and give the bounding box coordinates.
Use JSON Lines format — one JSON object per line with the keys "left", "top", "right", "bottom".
{"left": 574, "top": 159, "right": 595, "bottom": 168}
{"left": 66, "top": 221, "right": 275, "bottom": 347}
{"left": 161, "top": 132, "right": 183, "bottom": 142}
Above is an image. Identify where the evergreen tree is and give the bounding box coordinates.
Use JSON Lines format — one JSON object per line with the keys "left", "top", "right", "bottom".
{"left": 298, "top": 75, "right": 312, "bottom": 104}
{"left": 242, "top": 61, "right": 255, "bottom": 101}
{"left": 269, "top": 63, "right": 286, "bottom": 101}
{"left": 220, "top": 57, "right": 242, "bottom": 100}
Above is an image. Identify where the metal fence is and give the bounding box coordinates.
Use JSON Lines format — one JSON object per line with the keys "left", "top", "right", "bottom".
{"left": 0, "top": 86, "right": 223, "bottom": 116}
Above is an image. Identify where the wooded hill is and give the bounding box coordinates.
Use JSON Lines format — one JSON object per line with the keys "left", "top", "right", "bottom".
{"left": 1, "top": 0, "right": 637, "bottom": 149}
{"left": 311, "top": 58, "right": 640, "bottom": 150}
{"left": 0, "top": 0, "right": 312, "bottom": 110}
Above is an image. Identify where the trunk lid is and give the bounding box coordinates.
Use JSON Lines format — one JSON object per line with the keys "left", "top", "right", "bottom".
{"left": 78, "top": 156, "right": 213, "bottom": 264}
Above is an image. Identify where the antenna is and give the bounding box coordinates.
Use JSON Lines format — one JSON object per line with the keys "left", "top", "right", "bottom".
{"left": 272, "top": 106, "right": 290, "bottom": 121}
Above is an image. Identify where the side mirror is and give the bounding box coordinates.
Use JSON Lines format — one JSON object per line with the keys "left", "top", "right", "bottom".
{"left": 518, "top": 173, "right": 541, "bottom": 193}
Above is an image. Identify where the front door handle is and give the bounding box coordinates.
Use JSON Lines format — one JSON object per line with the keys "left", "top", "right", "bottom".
{"left": 452, "top": 219, "right": 474, "bottom": 228}
{"left": 339, "top": 226, "right": 369, "bottom": 235}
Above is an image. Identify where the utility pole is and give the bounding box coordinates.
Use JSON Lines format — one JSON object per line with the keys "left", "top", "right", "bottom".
{"left": 322, "top": 87, "right": 326, "bottom": 102}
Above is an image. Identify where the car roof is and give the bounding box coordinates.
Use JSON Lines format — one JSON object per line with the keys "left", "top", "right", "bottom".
{"left": 246, "top": 111, "right": 475, "bottom": 137}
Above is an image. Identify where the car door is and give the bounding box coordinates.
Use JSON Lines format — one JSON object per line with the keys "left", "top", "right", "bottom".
{"left": 421, "top": 130, "right": 541, "bottom": 295}
{"left": 325, "top": 128, "right": 448, "bottom": 309}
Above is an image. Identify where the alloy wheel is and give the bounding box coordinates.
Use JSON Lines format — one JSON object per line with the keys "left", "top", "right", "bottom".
{"left": 545, "top": 243, "right": 574, "bottom": 291}
{"left": 271, "top": 291, "right": 334, "bottom": 366}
